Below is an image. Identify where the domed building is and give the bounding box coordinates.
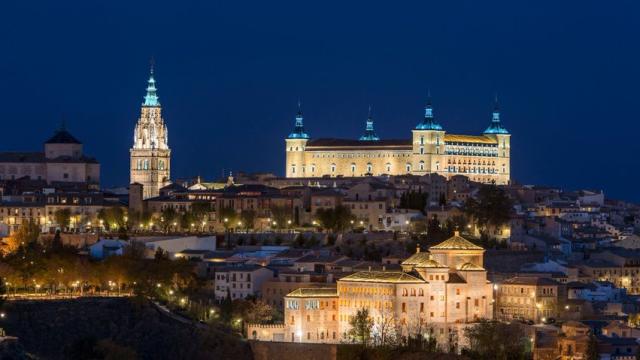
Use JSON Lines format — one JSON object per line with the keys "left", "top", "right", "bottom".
{"left": 0, "top": 124, "right": 100, "bottom": 186}
{"left": 248, "top": 231, "right": 494, "bottom": 347}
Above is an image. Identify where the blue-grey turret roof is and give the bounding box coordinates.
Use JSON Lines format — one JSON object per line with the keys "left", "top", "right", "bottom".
{"left": 287, "top": 104, "right": 309, "bottom": 139}
{"left": 483, "top": 100, "right": 509, "bottom": 134}
{"left": 415, "top": 98, "right": 443, "bottom": 130}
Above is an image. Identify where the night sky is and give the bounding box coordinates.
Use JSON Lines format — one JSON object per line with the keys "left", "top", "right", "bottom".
{"left": 1, "top": 1, "right": 639, "bottom": 201}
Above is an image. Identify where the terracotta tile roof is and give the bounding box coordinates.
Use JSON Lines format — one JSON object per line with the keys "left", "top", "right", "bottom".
{"left": 286, "top": 288, "right": 338, "bottom": 298}
{"left": 430, "top": 233, "right": 484, "bottom": 251}
{"left": 444, "top": 134, "right": 497, "bottom": 144}
{"left": 339, "top": 271, "right": 424, "bottom": 283}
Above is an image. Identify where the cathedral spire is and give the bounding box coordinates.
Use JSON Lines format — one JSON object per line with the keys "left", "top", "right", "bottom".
{"left": 415, "top": 92, "right": 443, "bottom": 130}
{"left": 287, "top": 100, "right": 309, "bottom": 139}
{"left": 143, "top": 63, "right": 160, "bottom": 107}
{"left": 484, "top": 95, "right": 509, "bottom": 134}
{"left": 359, "top": 105, "right": 380, "bottom": 141}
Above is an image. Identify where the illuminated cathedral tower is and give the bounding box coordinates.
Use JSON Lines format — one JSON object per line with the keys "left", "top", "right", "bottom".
{"left": 130, "top": 66, "right": 171, "bottom": 199}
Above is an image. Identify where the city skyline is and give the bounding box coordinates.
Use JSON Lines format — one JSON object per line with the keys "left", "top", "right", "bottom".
{"left": 1, "top": 1, "right": 639, "bottom": 201}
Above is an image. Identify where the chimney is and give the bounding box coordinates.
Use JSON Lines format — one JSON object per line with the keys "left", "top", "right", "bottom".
{"left": 382, "top": 266, "right": 386, "bottom": 271}
{"left": 368, "top": 266, "right": 371, "bottom": 272}
{"left": 416, "top": 244, "right": 421, "bottom": 253}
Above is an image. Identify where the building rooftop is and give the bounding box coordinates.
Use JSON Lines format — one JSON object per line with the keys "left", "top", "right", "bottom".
{"left": 430, "top": 232, "right": 484, "bottom": 251}
{"left": 458, "top": 262, "right": 485, "bottom": 271}
{"left": 339, "top": 271, "right": 424, "bottom": 283}
{"left": 306, "top": 138, "right": 411, "bottom": 149}
{"left": 45, "top": 129, "right": 81, "bottom": 144}
{"left": 286, "top": 288, "right": 338, "bottom": 298}
{"left": 443, "top": 134, "right": 498, "bottom": 144}
{"left": 501, "top": 276, "right": 560, "bottom": 286}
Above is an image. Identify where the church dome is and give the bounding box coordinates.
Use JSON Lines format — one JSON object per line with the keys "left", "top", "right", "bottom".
{"left": 430, "top": 231, "right": 484, "bottom": 251}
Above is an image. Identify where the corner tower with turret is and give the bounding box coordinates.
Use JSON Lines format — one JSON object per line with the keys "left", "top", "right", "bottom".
{"left": 130, "top": 65, "right": 171, "bottom": 199}
{"left": 482, "top": 98, "right": 510, "bottom": 184}
{"left": 285, "top": 103, "right": 309, "bottom": 177}
{"left": 412, "top": 97, "right": 445, "bottom": 175}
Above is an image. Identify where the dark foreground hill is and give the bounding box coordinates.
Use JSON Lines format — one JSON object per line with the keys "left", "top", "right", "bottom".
{"left": 1, "top": 297, "right": 252, "bottom": 360}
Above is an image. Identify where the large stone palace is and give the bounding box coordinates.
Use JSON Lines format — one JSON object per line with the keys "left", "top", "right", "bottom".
{"left": 248, "top": 231, "right": 494, "bottom": 345}
{"left": 130, "top": 67, "right": 171, "bottom": 199}
{"left": 285, "top": 99, "right": 511, "bottom": 184}
{"left": 0, "top": 125, "right": 100, "bottom": 187}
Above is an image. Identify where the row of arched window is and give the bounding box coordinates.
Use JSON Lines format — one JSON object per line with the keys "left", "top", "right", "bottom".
{"left": 135, "top": 159, "right": 165, "bottom": 170}
{"left": 448, "top": 159, "right": 496, "bottom": 166}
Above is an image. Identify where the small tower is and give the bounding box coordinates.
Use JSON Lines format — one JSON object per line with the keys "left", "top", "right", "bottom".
{"left": 130, "top": 64, "right": 172, "bottom": 199}
{"left": 483, "top": 97, "right": 510, "bottom": 185}
{"left": 359, "top": 106, "right": 380, "bottom": 141}
{"left": 285, "top": 101, "right": 309, "bottom": 178}
{"left": 411, "top": 95, "right": 445, "bottom": 175}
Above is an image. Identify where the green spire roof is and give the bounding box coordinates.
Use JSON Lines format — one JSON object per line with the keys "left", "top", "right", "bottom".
{"left": 143, "top": 66, "right": 160, "bottom": 107}
{"left": 359, "top": 106, "right": 380, "bottom": 141}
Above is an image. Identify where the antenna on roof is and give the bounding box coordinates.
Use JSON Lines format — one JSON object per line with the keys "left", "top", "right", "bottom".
{"left": 150, "top": 56, "right": 155, "bottom": 74}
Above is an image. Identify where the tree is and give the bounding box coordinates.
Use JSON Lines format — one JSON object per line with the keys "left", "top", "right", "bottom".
{"left": 54, "top": 208, "right": 72, "bottom": 231}
{"left": 219, "top": 206, "right": 238, "bottom": 230}
{"left": 97, "top": 207, "right": 126, "bottom": 231}
{"left": 239, "top": 210, "right": 256, "bottom": 231}
{"left": 586, "top": 333, "right": 599, "bottom": 360}
{"left": 233, "top": 299, "right": 277, "bottom": 325}
{"left": 160, "top": 207, "right": 179, "bottom": 232}
{"left": 191, "top": 202, "right": 212, "bottom": 225}
{"left": 463, "top": 320, "right": 528, "bottom": 360}
{"left": 399, "top": 189, "right": 429, "bottom": 213}
{"left": 464, "top": 184, "right": 512, "bottom": 237}
{"left": 122, "top": 241, "right": 147, "bottom": 260}
{"left": 316, "top": 205, "right": 355, "bottom": 232}
{"left": 349, "top": 307, "right": 374, "bottom": 345}
{"left": 50, "top": 229, "right": 64, "bottom": 252}
{"left": 372, "top": 307, "right": 397, "bottom": 346}
{"left": 3, "top": 219, "right": 40, "bottom": 254}
{"left": 269, "top": 205, "right": 290, "bottom": 228}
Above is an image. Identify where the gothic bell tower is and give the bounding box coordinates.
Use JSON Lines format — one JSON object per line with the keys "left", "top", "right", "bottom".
{"left": 130, "top": 65, "right": 171, "bottom": 199}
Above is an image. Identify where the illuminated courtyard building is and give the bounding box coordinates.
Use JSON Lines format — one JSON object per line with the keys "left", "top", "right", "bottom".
{"left": 285, "top": 98, "right": 510, "bottom": 184}
{"left": 248, "top": 232, "right": 494, "bottom": 344}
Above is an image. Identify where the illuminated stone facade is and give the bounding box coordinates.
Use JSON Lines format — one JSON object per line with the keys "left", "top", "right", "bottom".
{"left": 248, "top": 232, "right": 494, "bottom": 344}
{"left": 285, "top": 100, "right": 510, "bottom": 185}
{"left": 130, "top": 68, "right": 171, "bottom": 199}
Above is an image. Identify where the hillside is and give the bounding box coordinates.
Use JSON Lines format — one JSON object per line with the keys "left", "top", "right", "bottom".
{"left": 1, "top": 297, "right": 252, "bottom": 360}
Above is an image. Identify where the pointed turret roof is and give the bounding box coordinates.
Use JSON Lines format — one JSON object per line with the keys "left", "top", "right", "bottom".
{"left": 430, "top": 231, "right": 484, "bottom": 251}
{"left": 287, "top": 101, "right": 309, "bottom": 139}
{"left": 45, "top": 123, "right": 81, "bottom": 144}
{"left": 415, "top": 94, "right": 443, "bottom": 130}
{"left": 484, "top": 96, "right": 509, "bottom": 134}
{"left": 359, "top": 106, "right": 380, "bottom": 141}
{"left": 143, "top": 65, "right": 160, "bottom": 107}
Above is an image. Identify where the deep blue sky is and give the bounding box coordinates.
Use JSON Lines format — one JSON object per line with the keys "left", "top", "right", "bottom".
{"left": 1, "top": 1, "right": 639, "bottom": 202}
